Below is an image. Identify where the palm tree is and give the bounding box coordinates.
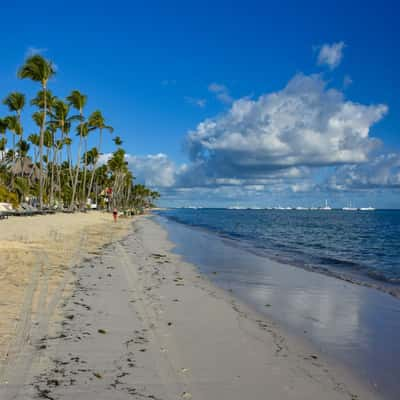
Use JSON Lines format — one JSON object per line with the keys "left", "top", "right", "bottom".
{"left": 3, "top": 92, "right": 25, "bottom": 148}
{"left": 79, "top": 121, "right": 90, "bottom": 205}
{"left": 66, "top": 90, "right": 87, "bottom": 209}
{"left": 0, "top": 118, "right": 7, "bottom": 166}
{"left": 4, "top": 116, "right": 22, "bottom": 185}
{"left": 18, "top": 55, "right": 55, "bottom": 209}
{"left": 27, "top": 133, "right": 40, "bottom": 163}
{"left": 87, "top": 110, "right": 113, "bottom": 204}
{"left": 4, "top": 116, "right": 22, "bottom": 162}
{"left": 49, "top": 99, "right": 80, "bottom": 186}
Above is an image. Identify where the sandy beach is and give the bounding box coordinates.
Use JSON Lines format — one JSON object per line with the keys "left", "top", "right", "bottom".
{"left": 0, "top": 212, "right": 130, "bottom": 379}
{"left": 0, "top": 214, "right": 380, "bottom": 399}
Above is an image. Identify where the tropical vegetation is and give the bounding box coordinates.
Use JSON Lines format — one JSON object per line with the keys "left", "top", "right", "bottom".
{"left": 0, "top": 54, "right": 159, "bottom": 212}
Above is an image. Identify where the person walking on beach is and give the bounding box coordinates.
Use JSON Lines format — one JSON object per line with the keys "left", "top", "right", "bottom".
{"left": 113, "top": 208, "right": 118, "bottom": 223}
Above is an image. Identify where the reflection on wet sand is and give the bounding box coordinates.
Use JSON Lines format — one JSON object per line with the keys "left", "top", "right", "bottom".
{"left": 157, "top": 216, "right": 400, "bottom": 400}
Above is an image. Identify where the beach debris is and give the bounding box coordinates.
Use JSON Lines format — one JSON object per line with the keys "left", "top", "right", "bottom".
{"left": 181, "top": 392, "right": 192, "bottom": 399}
{"left": 93, "top": 372, "right": 102, "bottom": 379}
{"left": 152, "top": 253, "right": 166, "bottom": 258}
{"left": 167, "top": 322, "right": 173, "bottom": 326}
{"left": 66, "top": 314, "right": 74, "bottom": 320}
{"left": 35, "top": 386, "right": 55, "bottom": 400}
{"left": 98, "top": 328, "right": 107, "bottom": 334}
{"left": 180, "top": 367, "right": 189, "bottom": 373}
{"left": 264, "top": 303, "right": 272, "bottom": 307}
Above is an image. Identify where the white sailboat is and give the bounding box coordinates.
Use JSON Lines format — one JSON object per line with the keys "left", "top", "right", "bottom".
{"left": 360, "top": 206, "right": 376, "bottom": 211}
{"left": 342, "top": 201, "right": 358, "bottom": 211}
{"left": 320, "top": 200, "right": 332, "bottom": 210}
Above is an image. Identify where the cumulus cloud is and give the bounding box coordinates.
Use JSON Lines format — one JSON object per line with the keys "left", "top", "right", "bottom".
{"left": 186, "top": 74, "right": 387, "bottom": 188}
{"left": 184, "top": 96, "right": 206, "bottom": 108}
{"left": 126, "top": 153, "right": 179, "bottom": 187}
{"left": 328, "top": 153, "right": 400, "bottom": 190}
{"left": 208, "top": 82, "right": 233, "bottom": 104}
{"left": 316, "top": 42, "right": 345, "bottom": 70}
{"left": 104, "top": 73, "right": 394, "bottom": 204}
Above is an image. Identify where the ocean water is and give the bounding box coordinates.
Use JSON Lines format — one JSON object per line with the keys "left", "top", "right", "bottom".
{"left": 158, "top": 208, "right": 400, "bottom": 293}
{"left": 155, "top": 209, "right": 400, "bottom": 399}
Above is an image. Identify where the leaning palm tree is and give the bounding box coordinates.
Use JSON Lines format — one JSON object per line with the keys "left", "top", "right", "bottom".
{"left": 18, "top": 55, "right": 55, "bottom": 209}
{"left": 87, "top": 110, "right": 113, "bottom": 204}
{"left": 66, "top": 90, "right": 87, "bottom": 209}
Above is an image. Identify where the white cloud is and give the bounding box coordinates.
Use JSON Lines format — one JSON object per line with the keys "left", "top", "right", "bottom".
{"left": 316, "top": 42, "right": 345, "bottom": 70}
{"left": 208, "top": 82, "right": 233, "bottom": 104}
{"left": 328, "top": 153, "right": 400, "bottom": 190}
{"left": 184, "top": 96, "right": 206, "bottom": 108}
{"left": 126, "top": 153, "right": 179, "bottom": 187}
{"left": 187, "top": 74, "right": 387, "bottom": 178}
{"left": 101, "top": 73, "right": 396, "bottom": 206}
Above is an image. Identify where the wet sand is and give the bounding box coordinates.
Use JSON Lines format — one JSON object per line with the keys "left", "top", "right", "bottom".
{"left": 0, "top": 216, "right": 379, "bottom": 399}
{"left": 158, "top": 215, "right": 400, "bottom": 400}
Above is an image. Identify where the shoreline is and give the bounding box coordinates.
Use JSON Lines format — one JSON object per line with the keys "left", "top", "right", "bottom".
{"left": 156, "top": 214, "right": 400, "bottom": 399}
{"left": 0, "top": 215, "right": 380, "bottom": 399}
{"left": 156, "top": 212, "right": 400, "bottom": 299}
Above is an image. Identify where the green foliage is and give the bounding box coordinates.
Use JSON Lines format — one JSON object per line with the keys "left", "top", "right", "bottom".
{"left": 0, "top": 57, "right": 160, "bottom": 212}
{"left": 18, "top": 54, "right": 55, "bottom": 86}
{"left": 3, "top": 92, "right": 25, "bottom": 114}
{"left": 0, "top": 184, "right": 18, "bottom": 207}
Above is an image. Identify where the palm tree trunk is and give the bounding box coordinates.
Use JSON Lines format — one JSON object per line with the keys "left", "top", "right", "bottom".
{"left": 39, "top": 85, "right": 47, "bottom": 209}
{"left": 87, "top": 128, "right": 102, "bottom": 206}
{"left": 11, "top": 132, "right": 16, "bottom": 188}
{"left": 70, "top": 118, "right": 83, "bottom": 210}
{"left": 81, "top": 137, "right": 88, "bottom": 206}
{"left": 67, "top": 141, "right": 73, "bottom": 186}
{"left": 50, "top": 132, "right": 56, "bottom": 206}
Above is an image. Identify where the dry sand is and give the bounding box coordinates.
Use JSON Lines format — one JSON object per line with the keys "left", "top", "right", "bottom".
{"left": 0, "top": 212, "right": 130, "bottom": 377}
{"left": 0, "top": 215, "right": 380, "bottom": 399}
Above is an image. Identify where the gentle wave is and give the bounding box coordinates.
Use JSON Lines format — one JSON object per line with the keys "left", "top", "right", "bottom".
{"left": 157, "top": 208, "right": 400, "bottom": 296}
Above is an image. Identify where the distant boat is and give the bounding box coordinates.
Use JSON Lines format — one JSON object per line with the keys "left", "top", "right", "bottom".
{"left": 342, "top": 202, "right": 358, "bottom": 211}
{"left": 360, "top": 206, "right": 376, "bottom": 211}
{"left": 295, "top": 206, "right": 309, "bottom": 210}
{"left": 320, "top": 200, "right": 332, "bottom": 210}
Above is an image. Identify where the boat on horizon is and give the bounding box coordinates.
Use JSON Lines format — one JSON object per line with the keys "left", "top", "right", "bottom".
{"left": 342, "top": 201, "right": 358, "bottom": 211}
{"left": 320, "top": 200, "right": 332, "bottom": 210}
{"left": 359, "top": 206, "right": 376, "bottom": 211}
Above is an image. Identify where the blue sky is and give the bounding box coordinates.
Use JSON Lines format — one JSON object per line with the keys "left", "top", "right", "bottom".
{"left": 0, "top": 0, "right": 399, "bottom": 207}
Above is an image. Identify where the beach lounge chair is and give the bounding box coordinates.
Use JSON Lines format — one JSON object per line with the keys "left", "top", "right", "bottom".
{"left": 0, "top": 202, "right": 15, "bottom": 219}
